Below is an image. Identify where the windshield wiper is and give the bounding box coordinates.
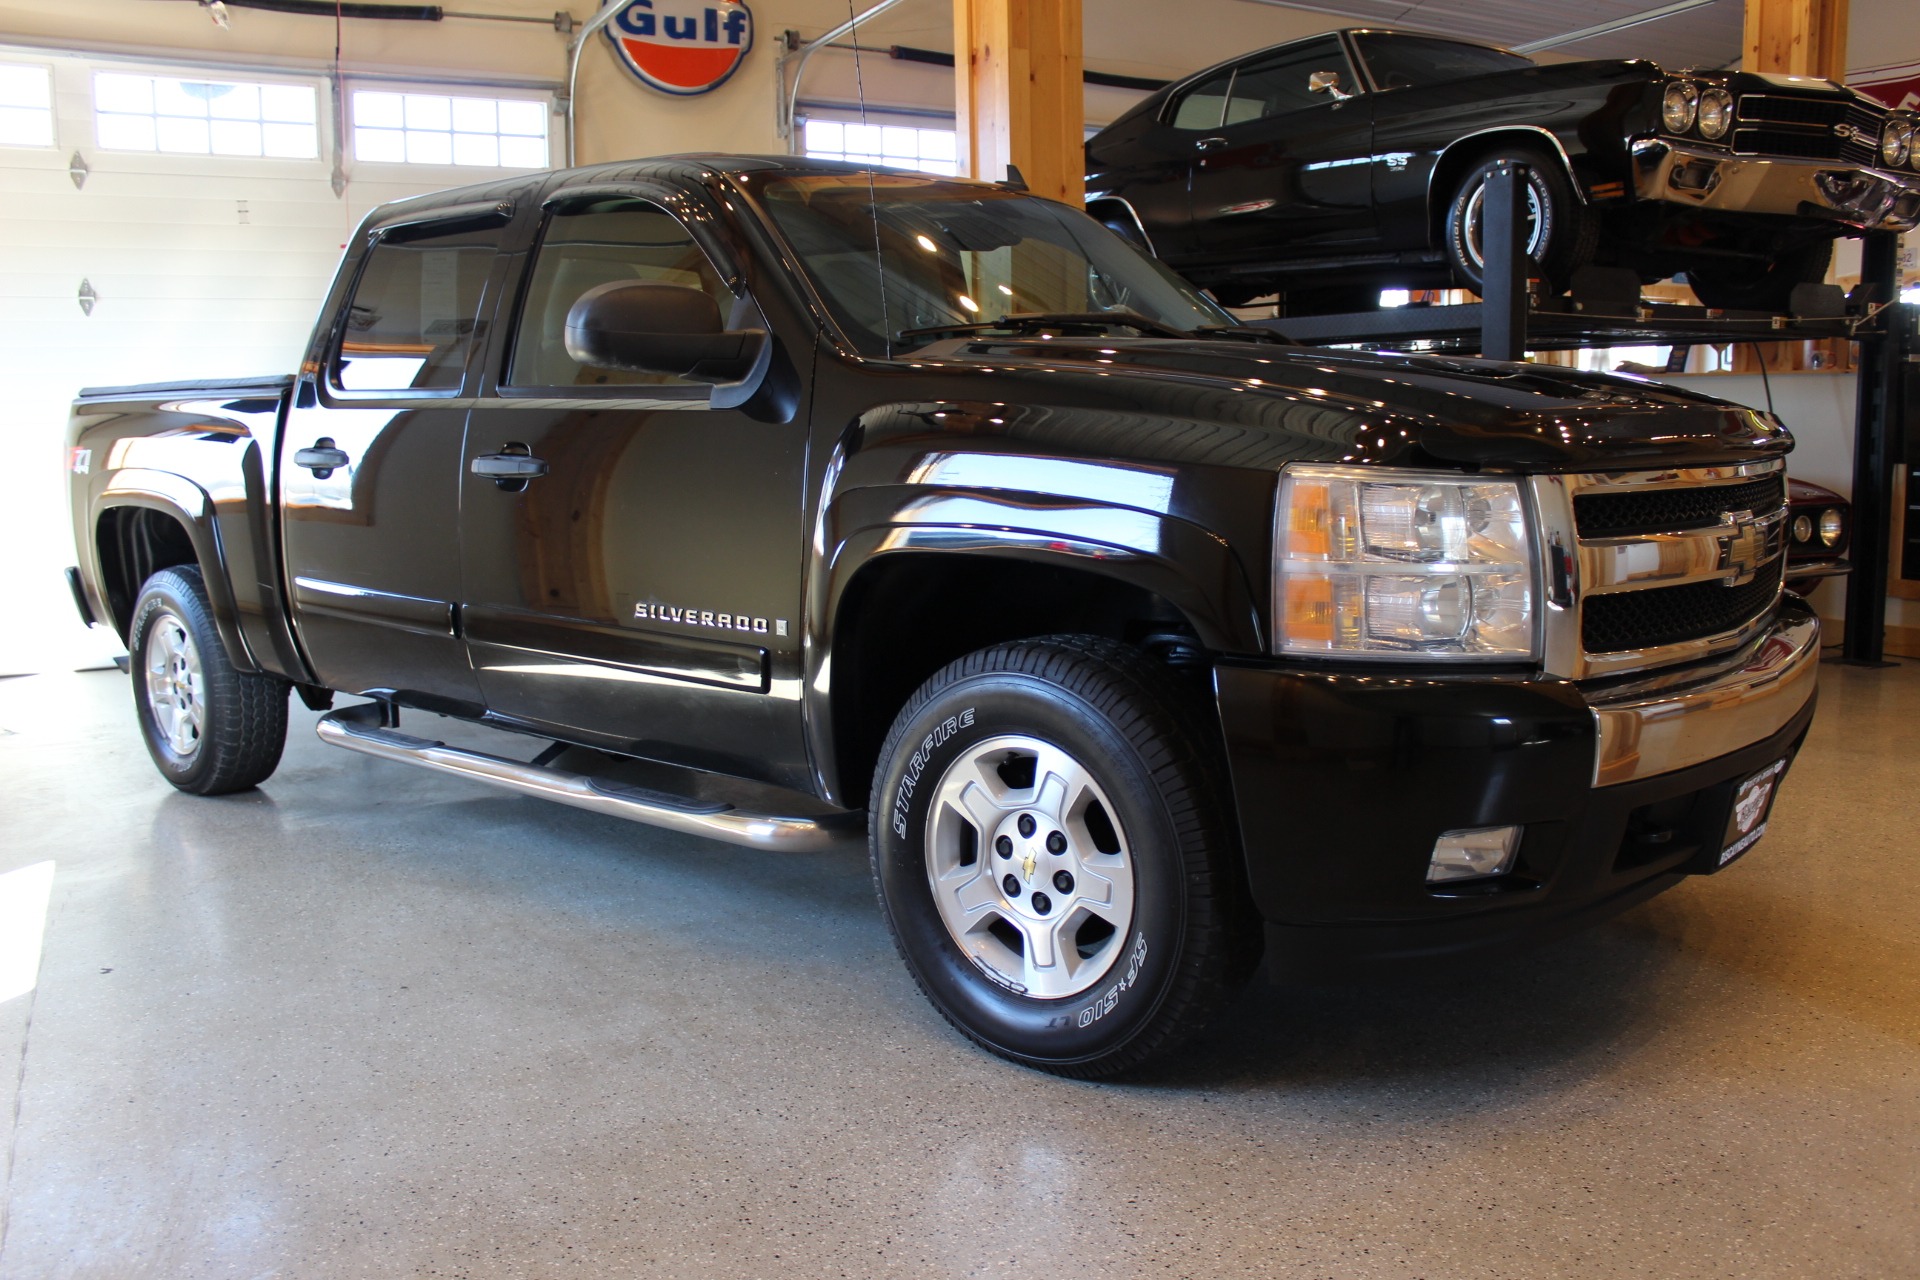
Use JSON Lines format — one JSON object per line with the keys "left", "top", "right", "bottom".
{"left": 894, "top": 310, "right": 1198, "bottom": 344}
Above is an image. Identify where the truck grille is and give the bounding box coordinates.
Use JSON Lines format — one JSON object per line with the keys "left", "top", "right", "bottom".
{"left": 1583, "top": 556, "right": 1786, "bottom": 652}
{"left": 1574, "top": 474, "right": 1784, "bottom": 537}
{"left": 1542, "top": 463, "right": 1790, "bottom": 678}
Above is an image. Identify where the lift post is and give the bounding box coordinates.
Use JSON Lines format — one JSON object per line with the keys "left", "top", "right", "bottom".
{"left": 1840, "top": 230, "right": 1908, "bottom": 665}
{"left": 1479, "top": 161, "right": 1527, "bottom": 362}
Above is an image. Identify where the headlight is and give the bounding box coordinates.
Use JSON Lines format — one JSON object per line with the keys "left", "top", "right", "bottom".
{"left": 1820, "top": 507, "right": 1844, "bottom": 547}
{"left": 1662, "top": 81, "right": 1699, "bottom": 134}
{"left": 1273, "top": 465, "right": 1536, "bottom": 659}
{"left": 1698, "top": 87, "right": 1734, "bottom": 139}
{"left": 1791, "top": 513, "right": 1813, "bottom": 543}
{"left": 1883, "top": 117, "right": 1914, "bottom": 168}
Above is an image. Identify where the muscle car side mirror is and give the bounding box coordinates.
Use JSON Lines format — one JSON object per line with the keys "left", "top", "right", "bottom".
{"left": 564, "top": 281, "right": 769, "bottom": 387}
{"left": 1308, "top": 70, "right": 1352, "bottom": 101}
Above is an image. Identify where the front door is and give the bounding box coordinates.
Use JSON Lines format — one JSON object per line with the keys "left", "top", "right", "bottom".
{"left": 457, "top": 193, "right": 811, "bottom": 784}
{"left": 279, "top": 210, "right": 510, "bottom": 709}
{"left": 1183, "top": 37, "right": 1376, "bottom": 266}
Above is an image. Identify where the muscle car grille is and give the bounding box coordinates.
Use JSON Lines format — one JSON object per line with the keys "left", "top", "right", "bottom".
{"left": 1582, "top": 556, "right": 1785, "bottom": 653}
{"left": 1574, "top": 474, "right": 1785, "bottom": 537}
{"left": 1732, "top": 95, "right": 1886, "bottom": 166}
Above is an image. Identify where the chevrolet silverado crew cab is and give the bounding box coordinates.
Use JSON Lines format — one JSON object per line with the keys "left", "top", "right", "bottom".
{"left": 66, "top": 156, "right": 1819, "bottom": 1077}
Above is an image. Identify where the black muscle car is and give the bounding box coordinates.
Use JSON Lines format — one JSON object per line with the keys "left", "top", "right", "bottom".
{"left": 1085, "top": 29, "right": 1920, "bottom": 313}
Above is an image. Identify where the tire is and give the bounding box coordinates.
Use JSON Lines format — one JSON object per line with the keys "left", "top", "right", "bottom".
{"left": 1685, "top": 240, "right": 1833, "bottom": 314}
{"left": 869, "top": 636, "right": 1254, "bottom": 1077}
{"left": 129, "top": 565, "right": 289, "bottom": 795}
{"left": 1442, "top": 147, "right": 1596, "bottom": 298}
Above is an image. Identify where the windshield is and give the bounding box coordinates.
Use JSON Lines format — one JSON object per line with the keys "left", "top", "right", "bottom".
{"left": 750, "top": 172, "right": 1234, "bottom": 355}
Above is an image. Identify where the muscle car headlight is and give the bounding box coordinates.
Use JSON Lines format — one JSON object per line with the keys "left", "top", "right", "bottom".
{"left": 1820, "top": 507, "right": 1845, "bottom": 547}
{"left": 1274, "top": 465, "right": 1536, "bottom": 660}
{"left": 1662, "top": 81, "right": 1700, "bottom": 134}
{"left": 1791, "top": 513, "right": 1814, "bottom": 544}
{"left": 1882, "top": 117, "right": 1914, "bottom": 168}
{"left": 1697, "top": 88, "right": 1734, "bottom": 140}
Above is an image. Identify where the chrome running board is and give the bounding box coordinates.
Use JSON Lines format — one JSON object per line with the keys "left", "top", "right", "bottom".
{"left": 316, "top": 703, "right": 863, "bottom": 853}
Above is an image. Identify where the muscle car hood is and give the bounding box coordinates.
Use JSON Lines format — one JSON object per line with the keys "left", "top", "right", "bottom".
{"left": 902, "top": 336, "right": 1791, "bottom": 472}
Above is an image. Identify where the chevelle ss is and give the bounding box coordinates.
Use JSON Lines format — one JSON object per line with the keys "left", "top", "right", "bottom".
{"left": 1086, "top": 29, "right": 1920, "bottom": 313}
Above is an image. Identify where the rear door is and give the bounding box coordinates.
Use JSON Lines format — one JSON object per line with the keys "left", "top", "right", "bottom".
{"left": 279, "top": 204, "right": 511, "bottom": 708}
{"left": 455, "top": 189, "right": 812, "bottom": 782}
{"left": 1183, "top": 36, "right": 1376, "bottom": 264}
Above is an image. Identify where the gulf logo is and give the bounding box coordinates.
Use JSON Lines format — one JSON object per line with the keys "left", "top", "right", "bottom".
{"left": 604, "top": 0, "right": 755, "bottom": 97}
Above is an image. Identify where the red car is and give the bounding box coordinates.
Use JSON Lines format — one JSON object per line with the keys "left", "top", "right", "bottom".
{"left": 1786, "top": 478, "right": 1850, "bottom": 596}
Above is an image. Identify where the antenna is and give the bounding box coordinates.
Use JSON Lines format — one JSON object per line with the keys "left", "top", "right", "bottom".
{"left": 844, "top": 0, "right": 892, "bottom": 356}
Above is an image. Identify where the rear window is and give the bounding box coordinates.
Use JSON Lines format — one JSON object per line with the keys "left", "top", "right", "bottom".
{"left": 1169, "top": 70, "right": 1232, "bottom": 130}
{"left": 1355, "top": 33, "right": 1533, "bottom": 92}
{"left": 334, "top": 219, "right": 501, "bottom": 393}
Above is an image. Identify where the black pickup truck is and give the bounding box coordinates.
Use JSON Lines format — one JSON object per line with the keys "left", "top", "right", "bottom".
{"left": 67, "top": 156, "right": 1820, "bottom": 1077}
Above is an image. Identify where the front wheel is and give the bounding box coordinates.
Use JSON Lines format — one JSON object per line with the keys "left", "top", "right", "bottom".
{"left": 870, "top": 637, "right": 1253, "bottom": 1077}
{"left": 1443, "top": 148, "right": 1595, "bottom": 298}
{"left": 130, "top": 566, "right": 289, "bottom": 794}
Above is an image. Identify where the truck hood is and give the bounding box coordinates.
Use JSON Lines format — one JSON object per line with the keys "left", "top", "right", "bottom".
{"left": 904, "top": 336, "right": 1791, "bottom": 472}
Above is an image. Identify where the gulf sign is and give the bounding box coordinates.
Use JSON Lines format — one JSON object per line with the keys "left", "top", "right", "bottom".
{"left": 603, "top": 0, "right": 754, "bottom": 97}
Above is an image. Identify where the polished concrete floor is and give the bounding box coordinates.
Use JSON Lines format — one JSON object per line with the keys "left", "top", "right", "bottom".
{"left": 0, "top": 663, "right": 1915, "bottom": 1279}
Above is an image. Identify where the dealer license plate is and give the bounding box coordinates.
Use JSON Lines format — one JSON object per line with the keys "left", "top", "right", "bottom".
{"left": 1718, "top": 759, "right": 1786, "bottom": 868}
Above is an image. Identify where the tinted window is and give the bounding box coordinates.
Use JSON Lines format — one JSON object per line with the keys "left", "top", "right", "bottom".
{"left": 1170, "top": 70, "right": 1232, "bottom": 130}
{"left": 755, "top": 172, "right": 1230, "bottom": 356}
{"left": 508, "top": 199, "right": 732, "bottom": 388}
{"left": 1355, "top": 33, "right": 1532, "bottom": 92}
{"left": 334, "top": 220, "right": 500, "bottom": 392}
{"left": 1225, "top": 39, "right": 1349, "bottom": 124}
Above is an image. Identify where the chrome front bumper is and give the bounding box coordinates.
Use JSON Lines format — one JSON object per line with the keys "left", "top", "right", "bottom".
{"left": 1588, "top": 597, "right": 1820, "bottom": 787}
{"left": 1631, "top": 138, "right": 1920, "bottom": 232}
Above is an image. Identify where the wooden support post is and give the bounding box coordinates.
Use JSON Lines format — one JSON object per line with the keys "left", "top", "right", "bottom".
{"left": 1742, "top": 0, "right": 1848, "bottom": 79}
{"left": 953, "top": 0, "right": 1084, "bottom": 205}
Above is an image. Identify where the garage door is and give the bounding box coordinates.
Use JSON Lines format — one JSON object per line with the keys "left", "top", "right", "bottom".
{"left": 0, "top": 47, "right": 555, "bottom": 676}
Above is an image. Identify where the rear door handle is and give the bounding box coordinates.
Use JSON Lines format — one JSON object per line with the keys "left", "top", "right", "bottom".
{"left": 471, "top": 450, "right": 548, "bottom": 490}
{"left": 294, "top": 438, "right": 349, "bottom": 478}
{"left": 1195, "top": 136, "right": 1227, "bottom": 152}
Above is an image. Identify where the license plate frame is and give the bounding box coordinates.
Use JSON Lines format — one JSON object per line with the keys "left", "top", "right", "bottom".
{"left": 1718, "top": 758, "right": 1786, "bottom": 868}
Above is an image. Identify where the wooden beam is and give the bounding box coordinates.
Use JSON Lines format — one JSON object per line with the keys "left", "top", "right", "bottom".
{"left": 1743, "top": 0, "right": 1848, "bottom": 80}
{"left": 953, "top": 0, "right": 1084, "bottom": 205}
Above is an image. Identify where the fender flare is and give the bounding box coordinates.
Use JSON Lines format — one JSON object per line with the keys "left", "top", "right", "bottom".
{"left": 802, "top": 487, "right": 1266, "bottom": 803}
{"left": 95, "top": 468, "right": 261, "bottom": 674}
{"left": 1426, "top": 125, "right": 1587, "bottom": 236}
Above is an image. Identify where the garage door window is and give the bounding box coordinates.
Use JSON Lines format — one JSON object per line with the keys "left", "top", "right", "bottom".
{"left": 93, "top": 72, "right": 318, "bottom": 157}
{"left": 0, "top": 64, "right": 54, "bottom": 148}
{"left": 352, "top": 90, "right": 549, "bottom": 168}
{"left": 335, "top": 221, "right": 503, "bottom": 393}
{"left": 507, "top": 200, "right": 732, "bottom": 388}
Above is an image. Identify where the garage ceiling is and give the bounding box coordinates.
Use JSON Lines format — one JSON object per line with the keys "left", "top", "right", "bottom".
{"left": 1245, "top": 0, "right": 1745, "bottom": 69}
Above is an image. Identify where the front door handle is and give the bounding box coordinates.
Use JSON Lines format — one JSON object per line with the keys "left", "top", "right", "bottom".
{"left": 471, "top": 448, "right": 548, "bottom": 491}
{"left": 1195, "top": 136, "right": 1227, "bottom": 152}
{"left": 294, "top": 437, "right": 349, "bottom": 478}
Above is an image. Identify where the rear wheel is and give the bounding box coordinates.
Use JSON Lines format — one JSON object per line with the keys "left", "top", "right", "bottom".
{"left": 870, "top": 636, "right": 1253, "bottom": 1077}
{"left": 130, "top": 566, "right": 289, "bottom": 795}
{"left": 1685, "top": 240, "right": 1833, "bottom": 313}
{"left": 1443, "top": 148, "right": 1595, "bottom": 298}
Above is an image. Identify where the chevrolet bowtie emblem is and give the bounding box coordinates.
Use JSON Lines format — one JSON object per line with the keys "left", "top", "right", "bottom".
{"left": 1718, "top": 511, "right": 1766, "bottom": 585}
{"left": 1022, "top": 851, "right": 1037, "bottom": 883}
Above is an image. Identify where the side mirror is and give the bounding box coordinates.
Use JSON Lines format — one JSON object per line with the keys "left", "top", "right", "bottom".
{"left": 564, "top": 281, "right": 767, "bottom": 386}
{"left": 1308, "top": 69, "right": 1351, "bottom": 101}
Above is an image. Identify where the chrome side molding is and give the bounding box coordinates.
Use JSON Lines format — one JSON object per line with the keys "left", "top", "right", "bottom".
{"left": 315, "top": 703, "right": 864, "bottom": 853}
